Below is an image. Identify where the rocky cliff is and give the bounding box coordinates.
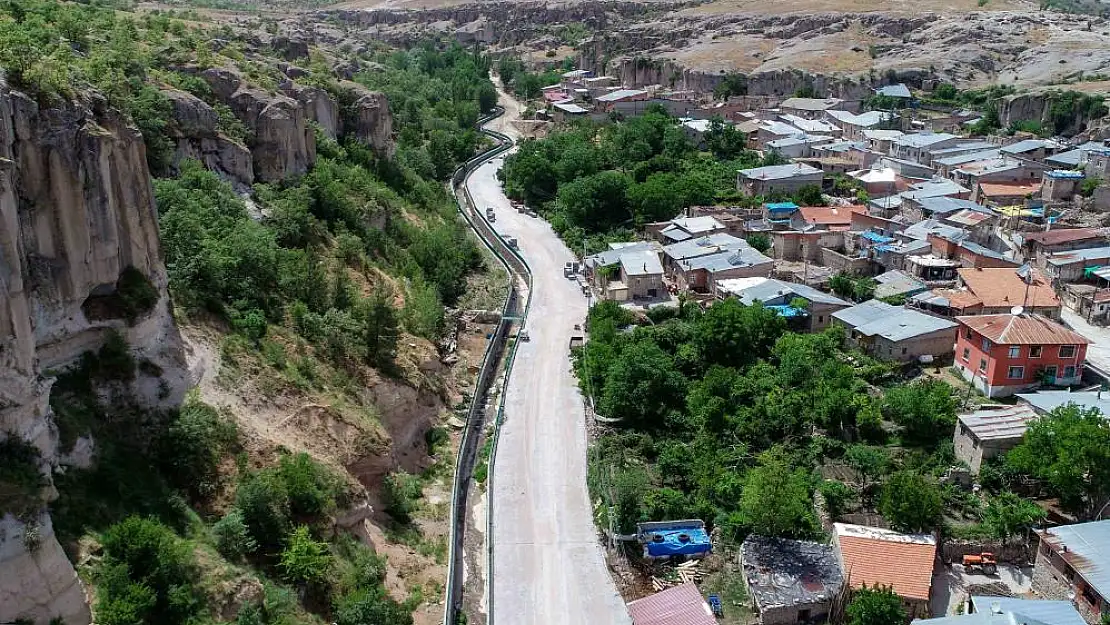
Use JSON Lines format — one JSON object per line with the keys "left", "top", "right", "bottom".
{"left": 0, "top": 76, "right": 188, "bottom": 625}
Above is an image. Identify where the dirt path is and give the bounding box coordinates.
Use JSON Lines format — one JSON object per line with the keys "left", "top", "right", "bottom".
{"left": 468, "top": 92, "right": 632, "bottom": 624}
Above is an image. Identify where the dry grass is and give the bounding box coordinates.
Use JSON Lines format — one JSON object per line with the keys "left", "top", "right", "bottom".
{"left": 686, "top": 0, "right": 1030, "bottom": 14}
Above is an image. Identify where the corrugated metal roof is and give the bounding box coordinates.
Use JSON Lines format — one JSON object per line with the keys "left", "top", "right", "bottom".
{"left": 969, "top": 596, "right": 1086, "bottom": 625}
{"left": 621, "top": 250, "right": 664, "bottom": 276}
{"left": 627, "top": 583, "right": 716, "bottom": 625}
{"left": 1017, "top": 390, "right": 1110, "bottom": 417}
{"left": 1037, "top": 520, "right": 1110, "bottom": 603}
{"left": 957, "top": 404, "right": 1039, "bottom": 441}
{"left": 835, "top": 300, "right": 958, "bottom": 342}
{"left": 957, "top": 314, "right": 1091, "bottom": 345}
{"left": 835, "top": 523, "right": 937, "bottom": 601}
{"left": 596, "top": 88, "right": 648, "bottom": 102}
{"left": 717, "top": 277, "right": 850, "bottom": 307}
{"left": 1019, "top": 227, "right": 1105, "bottom": 247}
{"left": 1045, "top": 246, "right": 1110, "bottom": 267}
{"left": 664, "top": 233, "right": 748, "bottom": 262}
{"left": 875, "top": 83, "right": 912, "bottom": 98}
{"left": 739, "top": 163, "right": 823, "bottom": 181}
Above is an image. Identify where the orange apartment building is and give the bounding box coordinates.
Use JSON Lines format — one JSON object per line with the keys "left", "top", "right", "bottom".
{"left": 954, "top": 313, "right": 1090, "bottom": 398}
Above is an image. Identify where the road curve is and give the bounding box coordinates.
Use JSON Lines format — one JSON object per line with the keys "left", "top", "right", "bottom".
{"left": 466, "top": 143, "right": 633, "bottom": 623}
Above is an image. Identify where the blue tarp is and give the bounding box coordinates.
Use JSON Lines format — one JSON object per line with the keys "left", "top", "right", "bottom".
{"left": 765, "top": 202, "right": 799, "bottom": 213}
{"left": 861, "top": 231, "right": 895, "bottom": 244}
{"left": 766, "top": 305, "right": 808, "bottom": 318}
{"left": 875, "top": 244, "right": 898, "bottom": 252}
{"left": 644, "top": 527, "right": 712, "bottom": 557}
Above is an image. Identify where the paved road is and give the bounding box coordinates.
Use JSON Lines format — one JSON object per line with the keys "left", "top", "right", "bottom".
{"left": 467, "top": 147, "right": 632, "bottom": 623}
{"left": 1061, "top": 308, "right": 1110, "bottom": 375}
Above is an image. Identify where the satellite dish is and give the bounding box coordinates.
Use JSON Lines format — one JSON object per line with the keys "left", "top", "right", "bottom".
{"left": 1011, "top": 306, "right": 1025, "bottom": 316}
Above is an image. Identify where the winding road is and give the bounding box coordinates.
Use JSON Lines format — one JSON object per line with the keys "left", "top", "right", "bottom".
{"left": 465, "top": 97, "right": 632, "bottom": 624}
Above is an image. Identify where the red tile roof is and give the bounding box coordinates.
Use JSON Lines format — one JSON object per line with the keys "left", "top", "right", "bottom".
{"left": 957, "top": 313, "right": 1091, "bottom": 345}
{"left": 1021, "top": 227, "right": 1106, "bottom": 247}
{"left": 798, "top": 205, "right": 866, "bottom": 227}
{"left": 834, "top": 523, "right": 937, "bottom": 601}
{"left": 628, "top": 583, "right": 716, "bottom": 625}
{"left": 978, "top": 180, "right": 1041, "bottom": 198}
{"left": 957, "top": 267, "right": 1060, "bottom": 310}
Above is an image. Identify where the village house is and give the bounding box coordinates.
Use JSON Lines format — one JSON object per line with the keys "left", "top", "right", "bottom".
{"left": 874, "top": 270, "right": 928, "bottom": 301}
{"left": 913, "top": 196, "right": 988, "bottom": 221}
{"left": 780, "top": 96, "right": 847, "bottom": 119}
{"left": 1086, "top": 147, "right": 1110, "bottom": 179}
{"left": 793, "top": 205, "right": 867, "bottom": 231}
{"left": 954, "top": 313, "right": 1090, "bottom": 397}
{"left": 862, "top": 128, "right": 905, "bottom": 153}
{"left": 550, "top": 101, "right": 589, "bottom": 123}
{"left": 877, "top": 155, "right": 938, "bottom": 179}
{"left": 911, "top": 267, "right": 1061, "bottom": 318}
{"left": 741, "top": 536, "right": 844, "bottom": 625}
{"left": 1033, "top": 520, "right": 1110, "bottom": 624}
{"left": 833, "top": 523, "right": 938, "bottom": 619}
{"left": 848, "top": 166, "right": 900, "bottom": 196}
{"left": 1000, "top": 138, "right": 1062, "bottom": 163}
{"left": 896, "top": 179, "right": 974, "bottom": 221}
{"left": 833, "top": 299, "right": 958, "bottom": 362}
{"left": 627, "top": 582, "right": 717, "bottom": 625}
{"left": 594, "top": 88, "right": 649, "bottom": 113}
{"left": 874, "top": 83, "right": 912, "bottom": 100}
{"left": 1061, "top": 283, "right": 1110, "bottom": 324}
{"left": 927, "top": 234, "right": 1020, "bottom": 270}
{"left": 890, "top": 132, "right": 962, "bottom": 165}
{"left": 975, "top": 180, "right": 1044, "bottom": 207}
{"left": 913, "top": 596, "right": 1086, "bottom": 625}
{"left": 1043, "top": 170, "right": 1087, "bottom": 201}
{"left": 662, "top": 234, "right": 773, "bottom": 293}
{"left": 952, "top": 403, "right": 1040, "bottom": 473}
{"left": 825, "top": 110, "right": 894, "bottom": 140}
{"left": 1042, "top": 246, "right": 1110, "bottom": 283}
{"left": 766, "top": 134, "right": 835, "bottom": 158}
{"left": 651, "top": 215, "right": 729, "bottom": 244}
{"left": 1016, "top": 228, "right": 1108, "bottom": 263}
{"left": 717, "top": 277, "right": 851, "bottom": 332}
{"left": 1046, "top": 141, "right": 1108, "bottom": 169}
{"left": 933, "top": 148, "right": 1003, "bottom": 179}
{"left": 904, "top": 254, "right": 962, "bottom": 282}
{"left": 770, "top": 230, "right": 846, "bottom": 263}
{"left": 582, "top": 242, "right": 665, "bottom": 301}
{"left": 737, "top": 163, "right": 824, "bottom": 197}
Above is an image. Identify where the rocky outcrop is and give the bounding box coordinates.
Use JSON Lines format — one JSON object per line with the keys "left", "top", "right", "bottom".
{"left": 199, "top": 67, "right": 316, "bottom": 182}
{"left": 342, "top": 82, "right": 395, "bottom": 158}
{"left": 282, "top": 82, "right": 341, "bottom": 140}
{"left": 163, "top": 88, "right": 254, "bottom": 188}
{"left": 0, "top": 76, "right": 187, "bottom": 625}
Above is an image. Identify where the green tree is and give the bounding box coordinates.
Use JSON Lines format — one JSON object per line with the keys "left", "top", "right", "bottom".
{"left": 819, "top": 480, "right": 856, "bottom": 520}
{"left": 1007, "top": 404, "right": 1110, "bottom": 519}
{"left": 558, "top": 170, "right": 632, "bottom": 232}
{"left": 157, "top": 398, "right": 238, "bottom": 501}
{"left": 982, "top": 492, "right": 1046, "bottom": 541}
{"left": 739, "top": 447, "right": 817, "bottom": 538}
{"left": 695, "top": 298, "right": 786, "bottom": 369}
{"left": 334, "top": 587, "right": 413, "bottom": 625}
{"left": 745, "top": 233, "right": 771, "bottom": 253}
{"left": 846, "top": 586, "right": 907, "bottom": 625}
{"left": 212, "top": 509, "right": 256, "bottom": 561}
{"left": 96, "top": 517, "right": 202, "bottom": 625}
{"left": 279, "top": 526, "right": 333, "bottom": 587}
{"left": 477, "top": 81, "right": 497, "bottom": 113}
{"left": 883, "top": 379, "right": 956, "bottom": 444}
{"left": 793, "top": 184, "right": 825, "bottom": 206}
{"left": 713, "top": 74, "right": 747, "bottom": 100}
{"left": 358, "top": 288, "right": 400, "bottom": 369}
{"left": 704, "top": 116, "right": 749, "bottom": 160}
{"left": 879, "top": 471, "right": 943, "bottom": 532}
{"left": 598, "top": 340, "right": 687, "bottom": 427}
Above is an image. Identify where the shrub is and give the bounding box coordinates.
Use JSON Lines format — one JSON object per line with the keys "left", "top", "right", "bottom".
{"left": 276, "top": 452, "right": 344, "bottom": 520}
{"left": 0, "top": 435, "right": 47, "bottom": 517}
{"left": 279, "top": 526, "right": 333, "bottom": 587}
{"left": 382, "top": 471, "right": 422, "bottom": 525}
{"left": 819, "top": 480, "right": 856, "bottom": 520}
{"left": 212, "top": 509, "right": 256, "bottom": 561}
{"left": 235, "top": 471, "right": 293, "bottom": 554}
{"left": 158, "top": 398, "right": 238, "bottom": 500}
{"left": 96, "top": 517, "right": 202, "bottom": 625}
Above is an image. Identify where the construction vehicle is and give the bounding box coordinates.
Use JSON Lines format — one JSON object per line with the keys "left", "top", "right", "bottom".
{"left": 962, "top": 552, "right": 997, "bottom": 575}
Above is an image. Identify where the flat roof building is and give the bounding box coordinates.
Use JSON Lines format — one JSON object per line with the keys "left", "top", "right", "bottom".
{"left": 741, "top": 536, "right": 844, "bottom": 625}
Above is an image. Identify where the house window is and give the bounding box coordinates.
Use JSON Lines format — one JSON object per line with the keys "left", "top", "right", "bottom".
{"left": 1030, "top": 345, "right": 1043, "bottom": 358}
{"left": 1008, "top": 366, "right": 1025, "bottom": 380}
{"left": 818, "top": 316, "right": 824, "bottom": 323}
{"left": 1045, "top": 365, "right": 1058, "bottom": 379}
{"left": 979, "top": 358, "right": 987, "bottom": 372}
{"left": 962, "top": 347, "right": 970, "bottom": 361}
{"left": 982, "top": 338, "right": 992, "bottom": 351}
{"left": 1064, "top": 365, "right": 1077, "bottom": 379}
{"left": 965, "top": 327, "right": 973, "bottom": 340}
{"left": 1060, "top": 345, "right": 1077, "bottom": 358}
{"left": 1009, "top": 346, "right": 1021, "bottom": 358}
{"left": 902, "top": 347, "right": 908, "bottom": 355}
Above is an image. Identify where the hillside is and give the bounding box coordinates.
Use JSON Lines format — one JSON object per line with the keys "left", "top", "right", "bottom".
{"left": 0, "top": 2, "right": 505, "bottom": 624}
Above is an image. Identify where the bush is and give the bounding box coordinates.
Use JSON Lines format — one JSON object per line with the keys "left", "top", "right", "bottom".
{"left": 0, "top": 435, "right": 47, "bottom": 518}
{"left": 879, "top": 471, "right": 943, "bottom": 533}
{"left": 96, "top": 517, "right": 202, "bottom": 625}
{"left": 235, "top": 471, "right": 293, "bottom": 554}
{"left": 157, "top": 398, "right": 238, "bottom": 500}
{"left": 212, "top": 509, "right": 256, "bottom": 561}
{"left": 334, "top": 587, "right": 413, "bottom": 625}
{"left": 279, "top": 526, "right": 333, "bottom": 588}
{"left": 382, "top": 471, "right": 422, "bottom": 525}
{"left": 819, "top": 480, "right": 856, "bottom": 520}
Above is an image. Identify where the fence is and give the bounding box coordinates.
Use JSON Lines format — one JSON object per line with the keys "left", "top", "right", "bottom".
{"left": 442, "top": 107, "right": 535, "bottom": 625}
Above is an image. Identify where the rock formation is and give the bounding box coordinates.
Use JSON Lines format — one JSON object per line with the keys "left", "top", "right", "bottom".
{"left": 0, "top": 76, "right": 187, "bottom": 625}
{"left": 163, "top": 87, "right": 255, "bottom": 188}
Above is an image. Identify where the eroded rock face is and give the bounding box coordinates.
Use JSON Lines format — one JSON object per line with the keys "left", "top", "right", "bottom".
{"left": 163, "top": 88, "right": 255, "bottom": 188}
{"left": 199, "top": 67, "right": 316, "bottom": 182}
{"left": 342, "top": 82, "right": 396, "bottom": 158}
{"left": 0, "top": 76, "right": 187, "bottom": 625}
{"left": 282, "top": 82, "right": 341, "bottom": 140}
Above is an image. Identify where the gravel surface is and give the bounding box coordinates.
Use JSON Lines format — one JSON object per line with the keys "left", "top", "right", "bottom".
{"left": 467, "top": 155, "right": 632, "bottom": 624}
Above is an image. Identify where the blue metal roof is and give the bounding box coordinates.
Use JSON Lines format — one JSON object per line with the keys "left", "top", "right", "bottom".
{"left": 1045, "top": 170, "right": 1085, "bottom": 179}
{"left": 862, "top": 230, "right": 895, "bottom": 243}
{"left": 765, "top": 201, "right": 800, "bottom": 212}
{"left": 970, "top": 597, "right": 1086, "bottom": 625}
{"left": 766, "top": 304, "right": 808, "bottom": 318}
